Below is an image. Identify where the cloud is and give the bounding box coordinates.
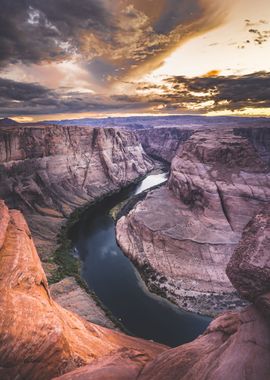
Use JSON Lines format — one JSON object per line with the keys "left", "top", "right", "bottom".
{"left": 0, "top": 0, "right": 227, "bottom": 86}
{"left": 0, "top": 77, "right": 149, "bottom": 116}
{"left": 160, "top": 71, "right": 270, "bottom": 112}
{"left": 124, "top": 72, "right": 270, "bottom": 114}
{"left": 1, "top": 72, "right": 269, "bottom": 117}
{"left": 203, "top": 70, "right": 221, "bottom": 77}
{"left": 236, "top": 19, "right": 270, "bottom": 49}
{"left": 0, "top": 0, "right": 110, "bottom": 66}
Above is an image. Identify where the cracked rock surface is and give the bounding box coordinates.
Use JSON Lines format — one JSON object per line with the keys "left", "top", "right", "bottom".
{"left": 0, "top": 200, "right": 165, "bottom": 380}
{"left": 116, "top": 128, "right": 270, "bottom": 315}
{"left": 55, "top": 206, "right": 270, "bottom": 380}
{"left": 0, "top": 125, "right": 153, "bottom": 259}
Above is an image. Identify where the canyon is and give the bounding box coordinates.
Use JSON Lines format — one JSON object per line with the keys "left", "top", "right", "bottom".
{"left": 117, "top": 127, "right": 270, "bottom": 315}
{"left": 0, "top": 124, "right": 154, "bottom": 328}
{"left": 0, "top": 200, "right": 165, "bottom": 380}
{"left": 0, "top": 122, "right": 269, "bottom": 379}
{"left": 0, "top": 197, "right": 269, "bottom": 380}
{"left": 0, "top": 125, "right": 153, "bottom": 258}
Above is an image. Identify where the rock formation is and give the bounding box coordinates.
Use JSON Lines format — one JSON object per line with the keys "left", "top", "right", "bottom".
{"left": 55, "top": 208, "right": 270, "bottom": 380}
{"left": 1, "top": 125, "right": 270, "bottom": 380}
{"left": 137, "top": 127, "right": 193, "bottom": 162}
{"left": 116, "top": 128, "right": 270, "bottom": 315}
{"left": 49, "top": 277, "right": 115, "bottom": 329}
{"left": 0, "top": 200, "right": 165, "bottom": 380}
{"left": 0, "top": 125, "right": 153, "bottom": 259}
{"left": 226, "top": 208, "right": 270, "bottom": 319}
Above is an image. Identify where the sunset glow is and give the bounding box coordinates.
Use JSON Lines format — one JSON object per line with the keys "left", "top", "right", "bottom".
{"left": 0, "top": 0, "right": 269, "bottom": 120}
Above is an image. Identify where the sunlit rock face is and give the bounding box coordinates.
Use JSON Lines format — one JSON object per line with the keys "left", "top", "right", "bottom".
{"left": 0, "top": 201, "right": 165, "bottom": 380}
{"left": 0, "top": 125, "right": 153, "bottom": 258}
{"left": 55, "top": 208, "right": 270, "bottom": 380}
{"left": 116, "top": 128, "right": 270, "bottom": 315}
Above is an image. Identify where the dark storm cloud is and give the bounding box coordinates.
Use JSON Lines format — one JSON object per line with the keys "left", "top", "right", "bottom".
{"left": 161, "top": 72, "right": 270, "bottom": 111}
{"left": 0, "top": 78, "right": 52, "bottom": 101}
{"left": 154, "top": 0, "right": 202, "bottom": 34}
{"left": 1, "top": 72, "right": 270, "bottom": 117}
{"left": 0, "top": 77, "right": 149, "bottom": 116}
{"left": 125, "top": 72, "right": 270, "bottom": 113}
{"left": 0, "top": 0, "right": 225, "bottom": 85}
{"left": 0, "top": 0, "right": 111, "bottom": 66}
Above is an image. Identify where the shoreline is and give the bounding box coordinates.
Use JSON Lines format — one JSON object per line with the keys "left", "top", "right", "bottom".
{"left": 115, "top": 185, "right": 248, "bottom": 318}
{"left": 45, "top": 172, "right": 153, "bottom": 334}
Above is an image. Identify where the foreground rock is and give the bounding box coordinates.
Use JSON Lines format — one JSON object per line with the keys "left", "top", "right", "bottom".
{"left": 117, "top": 128, "right": 270, "bottom": 315}
{"left": 0, "top": 125, "right": 153, "bottom": 259}
{"left": 55, "top": 208, "right": 270, "bottom": 380}
{"left": 227, "top": 208, "right": 270, "bottom": 319}
{"left": 0, "top": 201, "right": 165, "bottom": 380}
{"left": 50, "top": 277, "right": 115, "bottom": 329}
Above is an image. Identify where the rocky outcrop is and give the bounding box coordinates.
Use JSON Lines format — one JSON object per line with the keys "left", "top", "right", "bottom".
{"left": 137, "top": 127, "right": 193, "bottom": 162}
{"left": 55, "top": 209, "right": 270, "bottom": 380}
{"left": 49, "top": 277, "right": 115, "bottom": 329}
{"left": 235, "top": 126, "right": 270, "bottom": 164}
{"left": 116, "top": 128, "right": 270, "bottom": 315}
{"left": 227, "top": 208, "right": 270, "bottom": 318}
{"left": 138, "top": 207, "right": 270, "bottom": 380}
{"left": 138, "top": 306, "right": 270, "bottom": 380}
{"left": 0, "top": 201, "right": 165, "bottom": 380}
{"left": 0, "top": 125, "right": 153, "bottom": 259}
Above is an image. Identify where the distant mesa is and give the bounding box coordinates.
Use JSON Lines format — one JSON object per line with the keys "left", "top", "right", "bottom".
{"left": 0, "top": 118, "right": 20, "bottom": 127}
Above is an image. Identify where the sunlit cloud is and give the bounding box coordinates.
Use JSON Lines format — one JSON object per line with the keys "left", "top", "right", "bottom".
{"left": 0, "top": 0, "right": 269, "bottom": 119}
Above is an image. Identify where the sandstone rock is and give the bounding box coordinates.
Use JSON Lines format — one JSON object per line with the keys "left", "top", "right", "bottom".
{"left": 138, "top": 306, "right": 270, "bottom": 380}
{"left": 53, "top": 350, "right": 145, "bottom": 380}
{"left": 137, "top": 127, "right": 193, "bottom": 162}
{"left": 227, "top": 208, "right": 270, "bottom": 316}
{"left": 50, "top": 277, "right": 116, "bottom": 329}
{"left": 0, "top": 125, "right": 153, "bottom": 259}
{"left": 59, "top": 209, "right": 270, "bottom": 380}
{"left": 116, "top": 128, "right": 270, "bottom": 315}
{"left": 0, "top": 201, "right": 166, "bottom": 380}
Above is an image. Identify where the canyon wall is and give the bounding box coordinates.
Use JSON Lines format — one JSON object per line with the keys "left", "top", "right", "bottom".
{"left": 0, "top": 201, "right": 165, "bottom": 380}
{"left": 0, "top": 125, "right": 153, "bottom": 258}
{"left": 137, "top": 127, "right": 193, "bottom": 162}
{"left": 116, "top": 127, "right": 270, "bottom": 315}
{"left": 56, "top": 207, "right": 270, "bottom": 380}
{"left": 1, "top": 198, "right": 269, "bottom": 380}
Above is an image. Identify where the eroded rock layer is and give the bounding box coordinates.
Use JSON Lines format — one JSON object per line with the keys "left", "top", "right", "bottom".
{"left": 137, "top": 127, "right": 193, "bottom": 162}
{"left": 0, "top": 201, "right": 165, "bottom": 380}
{"left": 116, "top": 128, "right": 270, "bottom": 315}
{"left": 55, "top": 208, "right": 270, "bottom": 380}
{"left": 49, "top": 277, "right": 115, "bottom": 329}
{"left": 0, "top": 125, "right": 153, "bottom": 258}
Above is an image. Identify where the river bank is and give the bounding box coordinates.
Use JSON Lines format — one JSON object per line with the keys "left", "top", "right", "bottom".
{"left": 69, "top": 171, "right": 210, "bottom": 347}
{"left": 45, "top": 172, "right": 154, "bottom": 332}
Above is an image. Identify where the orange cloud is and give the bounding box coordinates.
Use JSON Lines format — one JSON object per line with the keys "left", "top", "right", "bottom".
{"left": 203, "top": 70, "right": 221, "bottom": 77}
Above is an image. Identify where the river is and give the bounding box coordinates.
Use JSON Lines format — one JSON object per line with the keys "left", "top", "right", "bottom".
{"left": 70, "top": 172, "right": 211, "bottom": 347}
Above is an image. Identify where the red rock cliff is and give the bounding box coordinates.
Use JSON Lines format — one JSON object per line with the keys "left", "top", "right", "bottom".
{"left": 116, "top": 128, "right": 270, "bottom": 315}
{"left": 0, "top": 200, "right": 165, "bottom": 380}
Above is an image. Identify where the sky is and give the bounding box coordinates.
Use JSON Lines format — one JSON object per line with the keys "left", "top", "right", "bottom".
{"left": 0, "top": 0, "right": 269, "bottom": 121}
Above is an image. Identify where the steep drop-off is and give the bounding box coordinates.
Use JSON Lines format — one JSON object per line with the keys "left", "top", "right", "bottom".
{"left": 0, "top": 201, "right": 165, "bottom": 380}
{"left": 55, "top": 208, "right": 270, "bottom": 380}
{"left": 0, "top": 125, "right": 153, "bottom": 259}
{"left": 116, "top": 128, "right": 270, "bottom": 315}
{"left": 137, "top": 127, "right": 193, "bottom": 162}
